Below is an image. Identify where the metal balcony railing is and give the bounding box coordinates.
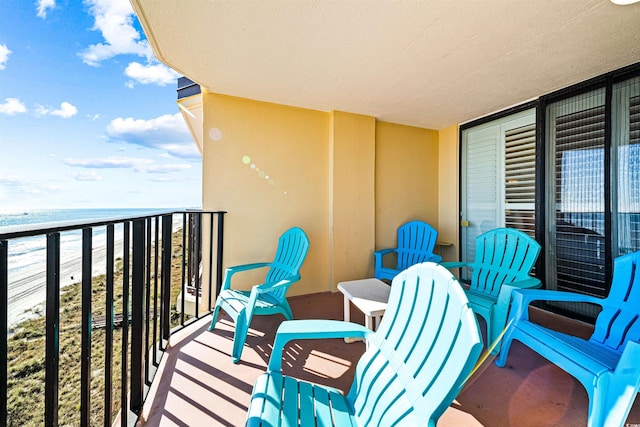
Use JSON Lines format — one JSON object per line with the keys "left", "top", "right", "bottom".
{"left": 0, "top": 210, "right": 226, "bottom": 426}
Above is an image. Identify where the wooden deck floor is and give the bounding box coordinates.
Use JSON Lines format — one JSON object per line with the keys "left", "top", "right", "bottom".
{"left": 138, "top": 292, "right": 640, "bottom": 426}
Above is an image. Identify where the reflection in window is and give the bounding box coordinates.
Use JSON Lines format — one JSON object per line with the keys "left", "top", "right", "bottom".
{"left": 613, "top": 77, "right": 640, "bottom": 256}
{"left": 547, "top": 89, "right": 606, "bottom": 309}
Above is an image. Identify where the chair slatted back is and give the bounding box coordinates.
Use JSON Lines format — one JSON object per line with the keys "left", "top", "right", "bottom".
{"left": 264, "top": 227, "right": 310, "bottom": 302}
{"left": 470, "top": 228, "right": 540, "bottom": 297}
{"left": 397, "top": 221, "right": 439, "bottom": 270}
{"left": 347, "top": 263, "right": 482, "bottom": 425}
{"left": 591, "top": 251, "right": 640, "bottom": 351}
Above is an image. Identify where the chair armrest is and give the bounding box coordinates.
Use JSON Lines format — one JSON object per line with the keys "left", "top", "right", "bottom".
{"left": 513, "top": 288, "right": 604, "bottom": 306}
{"left": 244, "top": 276, "right": 300, "bottom": 320}
{"left": 428, "top": 254, "right": 443, "bottom": 263}
{"left": 508, "top": 288, "right": 605, "bottom": 323}
{"left": 440, "top": 261, "right": 472, "bottom": 270}
{"left": 220, "top": 262, "right": 272, "bottom": 291}
{"left": 374, "top": 247, "right": 396, "bottom": 263}
{"left": 254, "top": 275, "right": 300, "bottom": 294}
{"left": 508, "top": 277, "right": 542, "bottom": 290}
{"left": 374, "top": 248, "right": 395, "bottom": 256}
{"left": 267, "top": 320, "right": 372, "bottom": 372}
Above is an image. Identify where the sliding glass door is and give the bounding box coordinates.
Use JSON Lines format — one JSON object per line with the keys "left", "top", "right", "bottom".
{"left": 461, "top": 109, "right": 536, "bottom": 278}
{"left": 544, "top": 76, "right": 640, "bottom": 316}
{"left": 460, "top": 68, "right": 640, "bottom": 320}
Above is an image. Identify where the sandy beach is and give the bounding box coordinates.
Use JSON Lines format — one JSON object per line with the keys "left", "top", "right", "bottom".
{"left": 7, "top": 237, "right": 125, "bottom": 329}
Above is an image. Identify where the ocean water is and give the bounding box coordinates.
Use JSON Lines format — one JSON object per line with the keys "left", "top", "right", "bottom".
{"left": 0, "top": 207, "right": 168, "bottom": 228}
{"left": 0, "top": 208, "right": 167, "bottom": 274}
{"left": 0, "top": 208, "right": 172, "bottom": 327}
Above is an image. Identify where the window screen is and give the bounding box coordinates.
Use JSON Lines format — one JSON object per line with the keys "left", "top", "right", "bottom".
{"left": 612, "top": 77, "right": 640, "bottom": 256}
{"left": 546, "top": 89, "right": 607, "bottom": 307}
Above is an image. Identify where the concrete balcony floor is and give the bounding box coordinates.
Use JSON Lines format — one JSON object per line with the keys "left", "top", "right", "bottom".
{"left": 139, "top": 292, "right": 640, "bottom": 426}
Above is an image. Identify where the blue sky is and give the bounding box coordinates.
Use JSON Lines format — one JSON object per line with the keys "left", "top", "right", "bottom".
{"left": 0, "top": 0, "right": 202, "bottom": 211}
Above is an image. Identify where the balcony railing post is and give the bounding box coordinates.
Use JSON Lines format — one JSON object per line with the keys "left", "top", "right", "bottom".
{"left": 208, "top": 214, "right": 214, "bottom": 309}
{"left": 80, "top": 228, "right": 92, "bottom": 427}
{"left": 193, "top": 213, "right": 201, "bottom": 318}
{"left": 45, "top": 232, "right": 60, "bottom": 427}
{"left": 153, "top": 217, "right": 160, "bottom": 356}
{"left": 120, "top": 222, "right": 131, "bottom": 427}
{"left": 144, "top": 218, "right": 152, "bottom": 386}
{"left": 104, "top": 224, "right": 115, "bottom": 425}
{"left": 216, "top": 212, "right": 226, "bottom": 296}
{"left": 180, "top": 213, "right": 187, "bottom": 324}
{"left": 0, "top": 239, "right": 8, "bottom": 420}
{"left": 130, "top": 219, "right": 145, "bottom": 415}
{"left": 161, "top": 215, "right": 172, "bottom": 341}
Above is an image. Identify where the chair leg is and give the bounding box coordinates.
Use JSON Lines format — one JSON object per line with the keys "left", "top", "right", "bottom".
{"left": 494, "top": 329, "right": 515, "bottom": 368}
{"left": 590, "top": 375, "right": 638, "bottom": 427}
{"left": 231, "top": 309, "right": 249, "bottom": 364}
{"left": 487, "top": 318, "right": 506, "bottom": 356}
{"left": 281, "top": 301, "right": 294, "bottom": 320}
{"left": 208, "top": 298, "right": 223, "bottom": 331}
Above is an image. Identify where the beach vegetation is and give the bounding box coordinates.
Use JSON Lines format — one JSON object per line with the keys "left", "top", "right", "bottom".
{"left": 6, "top": 228, "right": 189, "bottom": 426}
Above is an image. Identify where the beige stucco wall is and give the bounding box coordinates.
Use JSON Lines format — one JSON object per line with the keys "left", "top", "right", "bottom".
{"left": 375, "top": 121, "right": 439, "bottom": 251}
{"left": 437, "top": 124, "right": 460, "bottom": 262}
{"left": 329, "top": 111, "right": 376, "bottom": 289}
{"left": 201, "top": 93, "right": 330, "bottom": 296}
{"left": 199, "top": 92, "right": 448, "bottom": 302}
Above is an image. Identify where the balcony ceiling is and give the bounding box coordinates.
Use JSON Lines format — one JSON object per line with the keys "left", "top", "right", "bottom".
{"left": 131, "top": 0, "right": 640, "bottom": 130}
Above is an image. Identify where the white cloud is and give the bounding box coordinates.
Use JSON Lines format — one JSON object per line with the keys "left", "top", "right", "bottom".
{"left": 0, "top": 98, "right": 27, "bottom": 115}
{"left": 144, "top": 164, "right": 191, "bottom": 173}
{"left": 64, "top": 156, "right": 191, "bottom": 174}
{"left": 106, "top": 113, "right": 199, "bottom": 159}
{"left": 64, "top": 156, "right": 154, "bottom": 169}
{"left": 36, "top": 101, "right": 78, "bottom": 118}
{"left": 0, "top": 44, "right": 11, "bottom": 70}
{"left": 0, "top": 174, "right": 63, "bottom": 195}
{"left": 70, "top": 171, "right": 103, "bottom": 181}
{"left": 125, "top": 62, "right": 180, "bottom": 87}
{"left": 51, "top": 102, "right": 78, "bottom": 118}
{"left": 79, "top": 0, "right": 152, "bottom": 66}
{"left": 36, "top": 0, "right": 56, "bottom": 19}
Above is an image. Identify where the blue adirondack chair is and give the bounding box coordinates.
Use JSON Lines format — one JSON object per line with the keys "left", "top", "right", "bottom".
{"left": 209, "top": 227, "right": 309, "bottom": 363}
{"left": 441, "top": 228, "right": 541, "bottom": 354}
{"left": 374, "top": 220, "right": 442, "bottom": 281}
{"left": 496, "top": 251, "right": 640, "bottom": 427}
{"left": 246, "top": 262, "right": 483, "bottom": 426}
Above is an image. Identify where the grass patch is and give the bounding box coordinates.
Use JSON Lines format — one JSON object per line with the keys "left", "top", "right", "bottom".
{"left": 6, "top": 228, "right": 193, "bottom": 426}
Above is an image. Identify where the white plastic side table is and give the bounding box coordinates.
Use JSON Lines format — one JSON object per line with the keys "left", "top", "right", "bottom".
{"left": 337, "top": 278, "right": 390, "bottom": 343}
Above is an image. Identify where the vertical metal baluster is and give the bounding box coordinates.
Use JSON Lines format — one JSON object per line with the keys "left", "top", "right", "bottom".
{"left": 180, "top": 213, "right": 186, "bottom": 325}
{"left": 216, "top": 212, "right": 226, "bottom": 296}
{"left": 186, "top": 215, "right": 192, "bottom": 320}
{"left": 153, "top": 217, "right": 159, "bottom": 363}
{"left": 80, "top": 228, "right": 92, "bottom": 427}
{"left": 104, "top": 225, "right": 114, "bottom": 426}
{"left": 130, "top": 220, "right": 144, "bottom": 416}
{"left": 208, "top": 213, "right": 214, "bottom": 310}
{"left": 45, "top": 232, "right": 60, "bottom": 427}
{"left": 0, "top": 240, "right": 8, "bottom": 421}
{"left": 120, "top": 222, "right": 130, "bottom": 427}
{"left": 161, "top": 215, "right": 172, "bottom": 343}
{"left": 193, "top": 214, "right": 201, "bottom": 319}
{"left": 144, "top": 218, "right": 151, "bottom": 385}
